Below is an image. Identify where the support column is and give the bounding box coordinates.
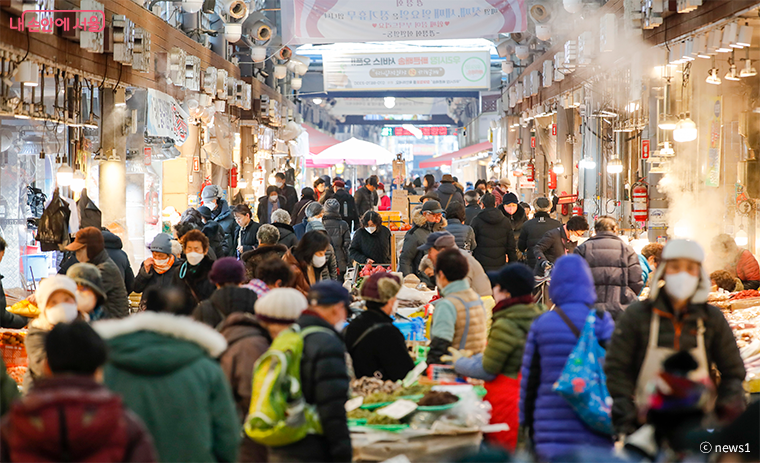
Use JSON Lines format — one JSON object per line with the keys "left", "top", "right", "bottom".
{"left": 556, "top": 106, "right": 574, "bottom": 221}
{"left": 99, "top": 89, "right": 127, "bottom": 227}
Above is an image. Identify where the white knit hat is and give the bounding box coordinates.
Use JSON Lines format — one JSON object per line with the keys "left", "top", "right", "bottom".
{"left": 661, "top": 239, "right": 705, "bottom": 263}
{"left": 649, "top": 239, "right": 710, "bottom": 304}
{"left": 254, "top": 288, "right": 308, "bottom": 324}
{"left": 35, "top": 275, "right": 78, "bottom": 312}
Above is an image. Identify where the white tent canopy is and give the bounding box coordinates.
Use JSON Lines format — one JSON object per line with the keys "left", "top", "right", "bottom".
{"left": 315, "top": 137, "right": 395, "bottom": 165}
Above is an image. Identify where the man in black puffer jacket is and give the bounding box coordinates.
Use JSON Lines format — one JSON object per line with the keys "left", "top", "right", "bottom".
{"left": 201, "top": 185, "right": 236, "bottom": 257}
{"left": 464, "top": 191, "right": 481, "bottom": 225}
{"left": 354, "top": 177, "right": 377, "bottom": 222}
{"left": 519, "top": 197, "right": 562, "bottom": 270}
{"left": 398, "top": 201, "right": 448, "bottom": 281}
{"left": 534, "top": 216, "right": 589, "bottom": 274}
{"left": 193, "top": 257, "right": 257, "bottom": 328}
{"left": 573, "top": 216, "right": 643, "bottom": 320}
{"left": 322, "top": 199, "right": 351, "bottom": 280}
{"left": 470, "top": 194, "right": 517, "bottom": 272}
{"left": 269, "top": 281, "right": 352, "bottom": 463}
{"left": 332, "top": 180, "right": 359, "bottom": 232}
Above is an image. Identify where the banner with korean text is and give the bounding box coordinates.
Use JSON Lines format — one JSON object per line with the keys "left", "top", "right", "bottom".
{"left": 323, "top": 50, "right": 490, "bottom": 91}
{"left": 281, "top": 0, "right": 526, "bottom": 44}
{"left": 146, "top": 89, "right": 189, "bottom": 146}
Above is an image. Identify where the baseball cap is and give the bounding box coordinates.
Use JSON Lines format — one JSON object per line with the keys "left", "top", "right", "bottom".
{"left": 308, "top": 280, "right": 351, "bottom": 307}
{"left": 65, "top": 227, "right": 104, "bottom": 253}
{"left": 419, "top": 231, "right": 456, "bottom": 251}
{"left": 421, "top": 200, "right": 444, "bottom": 214}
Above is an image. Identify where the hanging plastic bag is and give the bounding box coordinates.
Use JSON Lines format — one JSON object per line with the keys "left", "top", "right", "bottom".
{"left": 553, "top": 312, "right": 613, "bottom": 435}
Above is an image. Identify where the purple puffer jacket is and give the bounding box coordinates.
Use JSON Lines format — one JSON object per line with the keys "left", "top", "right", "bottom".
{"left": 519, "top": 254, "right": 615, "bottom": 461}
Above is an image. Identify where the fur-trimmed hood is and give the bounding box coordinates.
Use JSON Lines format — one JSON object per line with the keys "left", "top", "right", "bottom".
{"left": 94, "top": 311, "right": 228, "bottom": 362}
{"left": 411, "top": 208, "right": 448, "bottom": 230}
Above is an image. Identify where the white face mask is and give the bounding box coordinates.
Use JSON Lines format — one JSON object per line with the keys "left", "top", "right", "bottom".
{"left": 664, "top": 272, "right": 700, "bottom": 301}
{"left": 568, "top": 233, "right": 581, "bottom": 243}
{"left": 154, "top": 257, "right": 170, "bottom": 266}
{"left": 46, "top": 302, "right": 78, "bottom": 325}
{"left": 186, "top": 252, "right": 204, "bottom": 266}
{"left": 77, "top": 290, "right": 98, "bottom": 313}
{"left": 309, "top": 216, "right": 323, "bottom": 223}
{"left": 312, "top": 254, "right": 327, "bottom": 268}
{"left": 269, "top": 195, "right": 278, "bottom": 203}
{"left": 275, "top": 181, "right": 284, "bottom": 188}
{"left": 366, "top": 226, "right": 376, "bottom": 234}
{"left": 379, "top": 190, "right": 385, "bottom": 197}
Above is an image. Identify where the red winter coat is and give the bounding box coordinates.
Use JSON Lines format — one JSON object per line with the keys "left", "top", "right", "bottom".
{"left": 0, "top": 377, "right": 156, "bottom": 462}
{"left": 736, "top": 249, "right": 760, "bottom": 282}
{"left": 379, "top": 195, "right": 391, "bottom": 211}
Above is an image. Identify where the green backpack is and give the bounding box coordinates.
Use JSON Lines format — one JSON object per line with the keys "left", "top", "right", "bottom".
{"left": 244, "top": 324, "right": 334, "bottom": 447}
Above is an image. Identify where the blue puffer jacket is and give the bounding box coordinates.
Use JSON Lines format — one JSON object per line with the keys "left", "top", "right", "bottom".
{"left": 519, "top": 254, "right": 615, "bottom": 461}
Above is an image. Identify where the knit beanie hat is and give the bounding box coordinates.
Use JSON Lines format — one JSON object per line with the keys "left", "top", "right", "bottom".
{"left": 487, "top": 263, "right": 535, "bottom": 297}
{"left": 35, "top": 275, "right": 78, "bottom": 314}
{"left": 197, "top": 206, "right": 213, "bottom": 220}
{"left": 305, "top": 202, "right": 323, "bottom": 219}
{"left": 360, "top": 272, "right": 401, "bottom": 303}
{"left": 502, "top": 192, "right": 519, "bottom": 205}
{"left": 306, "top": 220, "right": 326, "bottom": 233}
{"left": 209, "top": 257, "right": 246, "bottom": 285}
{"left": 149, "top": 233, "right": 174, "bottom": 254}
{"left": 66, "top": 263, "right": 107, "bottom": 301}
{"left": 535, "top": 197, "right": 552, "bottom": 212}
{"left": 46, "top": 321, "right": 107, "bottom": 375}
{"left": 201, "top": 185, "right": 221, "bottom": 202}
{"left": 324, "top": 198, "right": 340, "bottom": 214}
{"left": 254, "top": 288, "right": 308, "bottom": 324}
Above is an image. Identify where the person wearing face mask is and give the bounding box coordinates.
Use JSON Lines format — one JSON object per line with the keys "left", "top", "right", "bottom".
{"left": 64, "top": 227, "right": 128, "bottom": 319}
{"left": 498, "top": 193, "right": 528, "bottom": 246}
{"left": 444, "top": 263, "right": 544, "bottom": 451}
{"left": 470, "top": 193, "right": 517, "bottom": 272}
{"left": 344, "top": 272, "right": 414, "bottom": 381}
{"left": 606, "top": 239, "right": 747, "bottom": 437}
{"left": 66, "top": 263, "right": 108, "bottom": 322}
{"left": 232, "top": 204, "right": 261, "bottom": 257}
{"left": 533, "top": 215, "right": 589, "bottom": 275}
{"left": 274, "top": 172, "right": 298, "bottom": 216}
{"left": 257, "top": 185, "right": 286, "bottom": 225}
{"left": 399, "top": 200, "right": 448, "bottom": 279}
{"left": 282, "top": 231, "right": 332, "bottom": 295}
{"left": 172, "top": 229, "right": 216, "bottom": 315}
{"left": 294, "top": 201, "right": 324, "bottom": 241}
{"left": 349, "top": 211, "right": 392, "bottom": 265}
{"left": 573, "top": 216, "right": 643, "bottom": 321}
{"left": 376, "top": 182, "right": 391, "bottom": 211}
{"left": 267, "top": 281, "right": 351, "bottom": 463}
{"left": 133, "top": 233, "right": 181, "bottom": 311}
{"left": 23, "top": 275, "right": 82, "bottom": 392}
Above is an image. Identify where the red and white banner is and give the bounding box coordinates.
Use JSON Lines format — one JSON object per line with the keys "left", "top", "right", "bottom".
{"left": 281, "top": 0, "right": 527, "bottom": 45}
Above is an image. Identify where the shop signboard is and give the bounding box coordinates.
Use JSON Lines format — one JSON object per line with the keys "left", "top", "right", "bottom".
{"left": 649, "top": 208, "right": 667, "bottom": 227}
{"left": 146, "top": 89, "right": 189, "bottom": 146}
{"left": 706, "top": 96, "right": 722, "bottom": 188}
{"left": 281, "top": 0, "right": 526, "bottom": 45}
{"left": 323, "top": 49, "right": 490, "bottom": 91}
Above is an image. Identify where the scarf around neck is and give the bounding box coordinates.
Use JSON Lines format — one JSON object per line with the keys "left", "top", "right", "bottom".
{"left": 153, "top": 255, "right": 175, "bottom": 274}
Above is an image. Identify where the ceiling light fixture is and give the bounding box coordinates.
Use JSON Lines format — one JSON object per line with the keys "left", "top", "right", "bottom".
{"left": 273, "top": 64, "right": 287, "bottom": 79}
{"left": 16, "top": 61, "right": 39, "bottom": 87}
{"left": 70, "top": 170, "right": 86, "bottom": 193}
{"left": 725, "top": 52, "right": 741, "bottom": 81}
{"left": 552, "top": 161, "right": 565, "bottom": 175}
{"left": 579, "top": 155, "right": 596, "bottom": 170}
{"left": 384, "top": 96, "right": 396, "bottom": 109}
{"left": 660, "top": 141, "right": 675, "bottom": 156}
{"left": 312, "top": 97, "right": 323, "bottom": 105}
{"left": 707, "top": 67, "right": 721, "bottom": 84}
{"left": 290, "top": 77, "right": 302, "bottom": 90}
{"left": 741, "top": 59, "right": 757, "bottom": 78}
{"left": 737, "top": 22, "right": 754, "bottom": 48}
{"left": 695, "top": 33, "right": 710, "bottom": 59}
{"left": 673, "top": 114, "right": 697, "bottom": 142}
{"left": 720, "top": 22, "right": 738, "bottom": 51}
{"left": 57, "top": 164, "right": 73, "bottom": 186}
{"left": 607, "top": 157, "right": 623, "bottom": 174}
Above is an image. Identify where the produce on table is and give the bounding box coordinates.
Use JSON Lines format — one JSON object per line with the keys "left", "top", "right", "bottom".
{"left": 418, "top": 391, "right": 459, "bottom": 406}
{"left": 347, "top": 409, "right": 373, "bottom": 420}
{"left": 363, "top": 391, "right": 395, "bottom": 404}
{"left": 7, "top": 300, "right": 39, "bottom": 318}
{"left": 367, "top": 414, "right": 402, "bottom": 425}
{"left": 0, "top": 330, "right": 27, "bottom": 346}
{"left": 6, "top": 365, "right": 25, "bottom": 385}
{"left": 358, "top": 263, "right": 390, "bottom": 277}
{"left": 390, "top": 384, "right": 431, "bottom": 398}
{"left": 351, "top": 376, "right": 400, "bottom": 397}
{"left": 730, "top": 290, "right": 760, "bottom": 300}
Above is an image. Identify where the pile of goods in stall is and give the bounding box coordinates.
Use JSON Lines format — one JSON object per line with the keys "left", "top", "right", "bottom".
{"left": 346, "top": 375, "right": 489, "bottom": 432}
{"left": 378, "top": 211, "right": 412, "bottom": 232}
{"left": 7, "top": 299, "right": 39, "bottom": 318}
{"left": 709, "top": 289, "right": 760, "bottom": 391}
{"left": 0, "top": 329, "right": 28, "bottom": 385}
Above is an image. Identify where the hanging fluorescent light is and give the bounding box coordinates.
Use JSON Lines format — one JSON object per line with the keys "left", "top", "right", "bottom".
{"left": 384, "top": 96, "right": 396, "bottom": 109}
{"left": 658, "top": 113, "right": 678, "bottom": 130}
{"left": 695, "top": 34, "right": 710, "bottom": 59}
{"left": 706, "top": 67, "right": 721, "bottom": 85}
{"left": 57, "top": 165, "right": 73, "bottom": 186}
{"left": 552, "top": 161, "right": 565, "bottom": 175}
{"left": 660, "top": 141, "right": 675, "bottom": 156}
{"left": 70, "top": 170, "right": 86, "bottom": 193}
{"left": 673, "top": 115, "right": 697, "bottom": 142}
{"left": 579, "top": 155, "right": 596, "bottom": 170}
{"left": 16, "top": 61, "right": 39, "bottom": 87}
{"left": 607, "top": 157, "right": 623, "bottom": 174}
{"left": 737, "top": 22, "right": 753, "bottom": 48}
{"left": 273, "top": 64, "right": 287, "bottom": 79}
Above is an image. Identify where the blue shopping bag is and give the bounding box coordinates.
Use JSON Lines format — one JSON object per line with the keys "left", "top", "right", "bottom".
{"left": 552, "top": 312, "right": 614, "bottom": 435}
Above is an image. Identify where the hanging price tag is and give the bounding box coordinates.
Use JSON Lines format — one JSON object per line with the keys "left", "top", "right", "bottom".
{"left": 642, "top": 139, "right": 650, "bottom": 159}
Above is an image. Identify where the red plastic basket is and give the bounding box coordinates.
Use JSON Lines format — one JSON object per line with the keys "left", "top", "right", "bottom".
{"left": 1, "top": 344, "right": 28, "bottom": 367}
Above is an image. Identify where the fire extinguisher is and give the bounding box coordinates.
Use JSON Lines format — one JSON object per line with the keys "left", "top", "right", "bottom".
{"left": 526, "top": 162, "right": 535, "bottom": 182}
{"left": 229, "top": 164, "right": 238, "bottom": 189}
{"left": 632, "top": 181, "right": 649, "bottom": 222}
{"left": 572, "top": 205, "right": 583, "bottom": 216}
{"left": 145, "top": 191, "right": 159, "bottom": 225}
{"left": 548, "top": 170, "right": 557, "bottom": 189}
